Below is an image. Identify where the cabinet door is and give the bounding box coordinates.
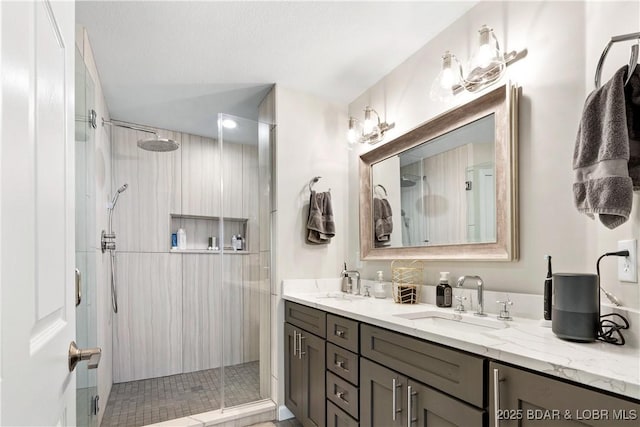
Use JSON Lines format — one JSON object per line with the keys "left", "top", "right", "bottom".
{"left": 409, "top": 379, "right": 486, "bottom": 427}
{"left": 490, "top": 362, "right": 640, "bottom": 426}
{"left": 360, "top": 358, "right": 406, "bottom": 427}
{"left": 328, "top": 401, "right": 359, "bottom": 427}
{"left": 299, "top": 330, "right": 326, "bottom": 427}
{"left": 284, "top": 323, "right": 303, "bottom": 420}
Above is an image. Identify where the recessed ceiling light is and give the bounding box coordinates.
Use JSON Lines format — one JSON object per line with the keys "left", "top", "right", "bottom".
{"left": 221, "top": 119, "right": 237, "bottom": 129}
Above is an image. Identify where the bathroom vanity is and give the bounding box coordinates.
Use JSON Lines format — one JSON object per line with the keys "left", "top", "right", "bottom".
{"left": 283, "top": 281, "right": 640, "bottom": 426}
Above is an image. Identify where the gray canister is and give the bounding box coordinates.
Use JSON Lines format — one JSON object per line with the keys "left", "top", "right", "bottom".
{"left": 551, "top": 273, "right": 599, "bottom": 342}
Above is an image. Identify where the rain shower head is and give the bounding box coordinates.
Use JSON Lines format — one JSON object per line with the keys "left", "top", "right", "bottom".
{"left": 102, "top": 118, "right": 180, "bottom": 152}
{"left": 400, "top": 176, "right": 417, "bottom": 187}
{"left": 137, "top": 137, "right": 180, "bottom": 152}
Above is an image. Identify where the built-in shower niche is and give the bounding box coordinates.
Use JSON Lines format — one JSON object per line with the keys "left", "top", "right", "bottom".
{"left": 169, "top": 214, "right": 249, "bottom": 253}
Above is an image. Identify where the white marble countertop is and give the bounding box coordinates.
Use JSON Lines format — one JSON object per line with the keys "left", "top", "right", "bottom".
{"left": 282, "top": 279, "right": 640, "bottom": 400}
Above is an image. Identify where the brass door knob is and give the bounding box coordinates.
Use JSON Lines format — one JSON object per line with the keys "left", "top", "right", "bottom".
{"left": 68, "top": 341, "right": 102, "bottom": 372}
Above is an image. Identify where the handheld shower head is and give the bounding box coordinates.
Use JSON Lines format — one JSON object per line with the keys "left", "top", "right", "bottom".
{"left": 110, "top": 183, "right": 129, "bottom": 208}
{"left": 108, "top": 182, "right": 129, "bottom": 234}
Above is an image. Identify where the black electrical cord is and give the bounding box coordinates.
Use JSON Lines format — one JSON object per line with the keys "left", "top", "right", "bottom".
{"left": 595, "top": 251, "right": 630, "bottom": 345}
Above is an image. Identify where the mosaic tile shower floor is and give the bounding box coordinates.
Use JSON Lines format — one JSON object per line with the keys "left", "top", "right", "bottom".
{"left": 101, "top": 361, "right": 260, "bottom": 427}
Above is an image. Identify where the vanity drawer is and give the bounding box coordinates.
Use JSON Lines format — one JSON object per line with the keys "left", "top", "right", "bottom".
{"left": 285, "top": 301, "right": 326, "bottom": 338}
{"left": 327, "top": 313, "right": 359, "bottom": 352}
{"left": 327, "top": 371, "right": 359, "bottom": 420}
{"left": 327, "top": 342, "right": 359, "bottom": 386}
{"left": 327, "top": 400, "right": 359, "bottom": 427}
{"left": 360, "top": 324, "right": 485, "bottom": 408}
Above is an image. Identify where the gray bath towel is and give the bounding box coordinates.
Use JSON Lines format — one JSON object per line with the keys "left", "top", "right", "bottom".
{"left": 306, "top": 191, "right": 335, "bottom": 244}
{"left": 373, "top": 197, "right": 393, "bottom": 245}
{"left": 573, "top": 65, "right": 640, "bottom": 229}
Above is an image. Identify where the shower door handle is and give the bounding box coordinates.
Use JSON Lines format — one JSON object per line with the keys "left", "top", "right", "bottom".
{"left": 75, "top": 268, "right": 82, "bottom": 307}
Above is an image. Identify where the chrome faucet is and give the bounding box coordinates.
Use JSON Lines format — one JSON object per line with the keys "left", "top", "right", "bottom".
{"left": 456, "top": 275, "right": 486, "bottom": 317}
{"left": 341, "top": 269, "right": 361, "bottom": 295}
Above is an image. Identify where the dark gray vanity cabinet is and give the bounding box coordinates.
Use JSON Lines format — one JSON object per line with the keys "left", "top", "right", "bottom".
{"left": 359, "top": 330, "right": 486, "bottom": 427}
{"left": 360, "top": 357, "right": 407, "bottom": 426}
{"left": 326, "top": 313, "right": 360, "bottom": 425}
{"left": 489, "top": 362, "right": 640, "bottom": 426}
{"left": 285, "top": 302, "right": 326, "bottom": 427}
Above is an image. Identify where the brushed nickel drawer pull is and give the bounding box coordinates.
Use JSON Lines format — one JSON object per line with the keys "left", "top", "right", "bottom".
{"left": 392, "top": 378, "right": 402, "bottom": 420}
{"left": 293, "top": 330, "right": 298, "bottom": 356}
{"left": 335, "top": 329, "right": 345, "bottom": 337}
{"left": 335, "top": 390, "right": 349, "bottom": 404}
{"left": 298, "top": 334, "right": 306, "bottom": 359}
{"left": 493, "top": 368, "right": 501, "bottom": 427}
{"left": 335, "top": 360, "right": 349, "bottom": 372}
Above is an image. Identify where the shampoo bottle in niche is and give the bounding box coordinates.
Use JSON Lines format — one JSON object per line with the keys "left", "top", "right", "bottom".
{"left": 231, "top": 234, "right": 238, "bottom": 251}
{"left": 436, "top": 271, "right": 452, "bottom": 308}
{"left": 177, "top": 228, "right": 187, "bottom": 250}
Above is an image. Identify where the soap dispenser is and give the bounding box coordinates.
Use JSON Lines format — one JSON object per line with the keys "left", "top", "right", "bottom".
{"left": 436, "top": 271, "right": 452, "bottom": 307}
{"left": 341, "top": 262, "right": 350, "bottom": 293}
{"left": 374, "top": 270, "right": 387, "bottom": 299}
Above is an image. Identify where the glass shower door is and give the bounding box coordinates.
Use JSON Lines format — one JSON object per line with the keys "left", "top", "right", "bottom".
{"left": 217, "top": 113, "right": 271, "bottom": 410}
{"left": 75, "top": 47, "right": 98, "bottom": 427}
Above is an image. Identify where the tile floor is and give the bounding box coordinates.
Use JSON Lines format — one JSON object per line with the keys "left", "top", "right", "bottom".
{"left": 101, "top": 361, "right": 260, "bottom": 427}
{"left": 249, "top": 421, "right": 302, "bottom": 427}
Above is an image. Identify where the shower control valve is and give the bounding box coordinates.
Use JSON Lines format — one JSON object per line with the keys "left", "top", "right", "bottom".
{"left": 101, "top": 230, "right": 117, "bottom": 253}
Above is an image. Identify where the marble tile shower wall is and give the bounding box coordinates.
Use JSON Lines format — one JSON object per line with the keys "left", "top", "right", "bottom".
{"left": 112, "top": 126, "right": 261, "bottom": 383}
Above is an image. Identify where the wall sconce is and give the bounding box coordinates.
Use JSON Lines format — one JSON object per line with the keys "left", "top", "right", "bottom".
{"left": 347, "top": 106, "right": 395, "bottom": 146}
{"left": 430, "top": 25, "right": 526, "bottom": 101}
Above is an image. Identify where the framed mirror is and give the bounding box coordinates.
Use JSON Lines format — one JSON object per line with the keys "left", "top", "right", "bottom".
{"left": 359, "top": 83, "right": 519, "bottom": 261}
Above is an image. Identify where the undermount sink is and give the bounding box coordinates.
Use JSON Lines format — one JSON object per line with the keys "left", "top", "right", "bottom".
{"left": 393, "top": 310, "right": 509, "bottom": 332}
{"left": 315, "top": 292, "right": 367, "bottom": 301}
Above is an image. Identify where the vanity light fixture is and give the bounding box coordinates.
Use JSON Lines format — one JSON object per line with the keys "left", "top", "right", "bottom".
{"left": 430, "top": 25, "right": 526, "bottom": 100}
{"left": 347, "top": 106, "right": 395, "bottom": 146}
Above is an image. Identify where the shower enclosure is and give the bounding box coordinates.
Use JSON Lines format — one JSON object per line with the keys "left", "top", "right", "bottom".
{"left": 103, "top": 112, "right": 272, "bottom": 426}
{"left": 75, "top": 46, "right": 99, "bottom": 427}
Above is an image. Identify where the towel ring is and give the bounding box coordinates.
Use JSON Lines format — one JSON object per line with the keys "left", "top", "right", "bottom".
{"left": 374, "top": 184, "right": 387, "bottom": 197}
{"left": 309, "top": 176, "right": 331, "bottom": 193}
{"left": 594, "top": 32, "right": 640, "bottom": 88}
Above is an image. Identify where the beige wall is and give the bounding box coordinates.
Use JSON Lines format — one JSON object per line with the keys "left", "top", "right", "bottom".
{"left": 273, "top": 85, "right": 347, "bottom": 413}
{"left": 347, "top": 1, "right": 640, "bottom": 311}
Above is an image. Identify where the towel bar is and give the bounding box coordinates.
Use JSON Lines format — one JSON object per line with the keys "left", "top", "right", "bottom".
{"left": 594, "top": 32, "right": 640, "bottom": 89}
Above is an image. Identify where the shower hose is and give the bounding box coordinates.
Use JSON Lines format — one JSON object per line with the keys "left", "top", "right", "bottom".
{"left": 110, "top": 251, "right": 119, "bottom": 313}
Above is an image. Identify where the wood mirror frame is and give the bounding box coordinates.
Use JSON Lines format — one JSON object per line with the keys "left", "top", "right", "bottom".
{"left": 359, "top": 83, "right": 519, "bottom": 261}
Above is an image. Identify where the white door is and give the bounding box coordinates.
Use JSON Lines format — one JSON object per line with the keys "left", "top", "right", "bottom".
{"left": 1, "top": 1, "right": 77, "bottom": 425}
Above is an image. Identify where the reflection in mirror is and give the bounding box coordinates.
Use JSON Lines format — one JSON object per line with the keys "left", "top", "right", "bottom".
{"left": 372, "top": 115, "right": 496, "bottom": 248}
{"left": 359, "top": 83, "right": 518, "bottom": 261}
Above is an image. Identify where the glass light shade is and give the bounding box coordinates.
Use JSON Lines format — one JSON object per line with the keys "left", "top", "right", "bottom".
{"left": 430, "top": 51, "right": 461, "bottom": 102}
{"left": 347, "top": 117, "right": 361, "bottom": 145}
{"left": 362, "top": 107, "right": 378, "bottom": 135}
{"left": 466, "top": 25, "right": 505, "bottom": 88}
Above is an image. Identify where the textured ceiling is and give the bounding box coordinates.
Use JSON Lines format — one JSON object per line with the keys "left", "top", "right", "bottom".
{"left": 76, "top": 1, "right": 476, "bottom": 140}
